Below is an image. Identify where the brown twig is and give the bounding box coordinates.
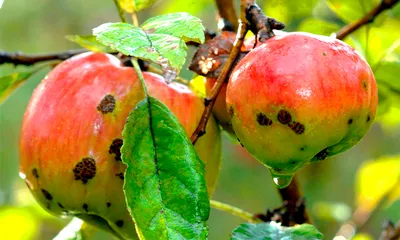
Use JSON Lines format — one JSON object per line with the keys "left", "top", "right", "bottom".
{"left": 335, "top": 177, "right": 400, "bottom": 239}
{"left": 215, "top": 0, "right": 239, "bottom": 31}
{"left": 379, "top": 220, "right": 400, "bottom": 240}
{"left": 336, "top": 0, "right": 399, "bottom": 40}
{"left": 190, "top": 1, "right": 249, "bottom": 145}
{"left": 0, "top": 49, "right": 87, "bottom": 66}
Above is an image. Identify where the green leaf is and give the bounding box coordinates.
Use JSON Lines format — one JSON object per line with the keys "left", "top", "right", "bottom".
{"left": 0, "top": 71, "right": 33, "bottom": 105}
{"left": 356, "top": 156, "right": 400, "bottom": 212}
{"left": 65, "top": 35, "right": 113, "bottom": 52}
{"left": 326, "top": 0, "right": 380, "bottom": 23}
{"left": 231, "top": 222, "right": 323, "bottom": 240}
{"left": 375, "top": 61, "right": 400, "bottom": 91}
{"left": 141, "top": 12, "right": 205, "bottom": 43}
{"left": 93, "top": 15, "right": 204, "bottom": 81}
{"left": 121, "top": 96, "right": 209, "bottom": 240}
{"left": 297, "top": 18, "right": 340, "bottom": 36}
{"left": 53, "top": 218, "right": 85, "bottom": 240}
{"left": 118, "top": 0, "right": 157, "bottom": 13}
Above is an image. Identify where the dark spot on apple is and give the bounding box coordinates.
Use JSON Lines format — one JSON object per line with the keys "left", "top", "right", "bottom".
{"left": 58, "top": 203, "right": 64, "bottom": 209}
{"left": 300, "top": 147, "right": 305, "bottom": 151}
{"left": 228, "top": 106, "right": 234, "bottom": 117}
{"left": 25, "top": 181, "right": 31, "bottom": 189}
{"left": 362, "top": 80, "right": 367, "bottom": 90}
{"left": 313, "top": 148, "right": 329, "bottom": 161}
{"left": 116, "top": 172, "right": 124, "bottom": 180}
{"left": 106, "top": 202, "right": 111, "bottom": 208}
{"left": 366, "top": 115, "right": 371, "bottom": 122}
{"left": 46, "top": 202, "right": 51, "bottom": 210}
{"left": 109, "top": 138, "right": 123, "bottom": 161}
{"left": 257, "top": 113, "right": 272, "bottom": 126}
{"left": 32, "top": 168, "right": 39, "bottom": 179}
{"left": 277, "top": 109, "right": 292, "bottom": 124}
{"left": 116, "top": 220, "right": 124, "bottom": 227}
{"left": 288, "top": 122, "right": 305, "bottom": 134}
{"left": 83, "top": 203, "right": 88, "bottom": 212}
{"left": 291, "top": 161, "right": 296, "bottom": 165}
{"left": 322, "top": 52, "right": 326, "bottom": 56}
{"left": 237, "top": 138, "right": 244, "bottom": 147}
{"left": 348, "top": 118, "right": 353, "bottom": 124}
{"left": 97, "top": 94, "right": 115, "bottom": 114}
{"left": 73, "top": 158, "right": 96, "bottom": 184}
{"left": 41, "top": 189, "right": 53, "bottom": 200}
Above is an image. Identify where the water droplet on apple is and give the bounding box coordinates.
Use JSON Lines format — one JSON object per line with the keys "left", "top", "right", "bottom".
{"left": 271, "top": 173, "right": 293, "bottom": 189}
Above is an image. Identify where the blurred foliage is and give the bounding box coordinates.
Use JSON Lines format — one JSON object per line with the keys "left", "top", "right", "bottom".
{"left": 0, "top": 0, "right": 400, "bottom": 239}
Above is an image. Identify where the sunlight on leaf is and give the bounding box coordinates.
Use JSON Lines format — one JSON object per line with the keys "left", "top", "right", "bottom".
{"left": 0, "top": 0, "right": 3, "bottom": 9}
{"left": 118, "top": 0, "right": 157, "bottom": 13}
{"left": 53, "top": 218, "right": 85, "bottom": 240}
{"left": 231, "top": 222, "right": 323, "bottom": 240}
{"left": 352, "top": 233, "right": 374, "bottom": 240}
{"left": 297, "top": 18, "right": 340, "bottom": 36}
{"left": 326, "top": 0, "right": 380, "bottom": 23}
{"left": 0, "top": 207, "right": 38, "bottom": 240}
{"left": 65, "top": 35, "right": 113, "bottom": 52}
{"left": 377, "top": 106, "right": 400, "bottom": 133}
{"left": 356, "top": 156, "right": 400, "bottom": 212}
{"left": 311, "top": 201, "right": 351, "bottom": 222}
{"left": 121, "top": 97, "right": 209, "bottom": 240}
{"left": 0, "top": 71, "right": 34, "bottom": 105}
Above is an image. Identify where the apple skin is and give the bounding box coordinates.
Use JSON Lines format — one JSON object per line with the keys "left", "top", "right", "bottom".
{"left": 19, "top": 52, "right": 222, "bottom": 239}
{"left": 226, "top": 32, "right": 378, "bottom": 179}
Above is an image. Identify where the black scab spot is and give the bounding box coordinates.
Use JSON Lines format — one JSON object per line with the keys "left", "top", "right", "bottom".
{"left": 109, "top": 138, "right": 123, "bottom": 161}
{"left": 366, "top": 115, "right": 371, "bottom": 122}
{"left": 73, "top": 158, "right": 96, "bottom": 184}
{"left": 277, "top": 109, "right": 292, "bottom": 125}
{"left": 322, "top": 52, "right": 326, "bottom": 56}
{"left": 116, "top": 220, "right": 124, "bottom": 227}
{"left": 300, "top": 147, "right": 305, "bottom": 151}
{"left": 116, "top": 172, "right": 124, "bottom": 180}
{"left": 288, "top": 122, "right": 305, "bottom": 134}
{"left": 257, "top": 113, "right": 273, "bottom": 126}
{"left": 228, "top": 106, "right": 234, "bottom": 118}
{"left": 58, "top": 203, "right": 64, "bottom": 209}
{"left": 106, "top": 202, "right": 111, "bottom": 208}
{"left": 314, "top": 148, "right": 329, "bottom": 161}
{"left": 41, "top": 189, "right": 53, "bottom": 200}
{"left": 348, "top": 118, "right": 353, "bottom": 124}
{"left": 83, "top": 203, "right": 88, "bottom": 212}
{"left": 97, "top": 94, "right": 116, "bottom": 114}
{"left": 291, "top": 161, "right": 296, "bottom": 165}
{"left": 32, "top": 168, "right": 39, "bottom": 179}
{"left": 362, "top": 80, "right": 368, "bottom": 90}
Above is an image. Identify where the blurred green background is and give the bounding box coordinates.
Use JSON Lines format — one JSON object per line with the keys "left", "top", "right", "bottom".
{"left": 1, "top": 0, "right": 400, "bottom": 239}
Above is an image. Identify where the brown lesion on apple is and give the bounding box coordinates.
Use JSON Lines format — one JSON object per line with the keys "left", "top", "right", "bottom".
{"left": 362, "top": 79, "right": 368, "bottom": 91}
{"left": 313, "top": 148, "right": 329, "bottom": 161}
{"left": 83, "top": 203, "right": 88, "bottom": 212}
{"left": 115, "top": 220, "right": 124, "bottom": 227}
{"left": 106, "top": 202, "right": 111, "bottom": 208}
{"left": 109, "top": 138, "right": 123, "bottom": 161}
{"left": 322, "top": 52, "right": 327, "bottom": 56}
{"left": 73, "top": 157, "right": 97, "bottom": 184}
{"left": 228, "top": 106, "right": 235, "bottom": 118}
{"left": 58, "top": 202, "right": 64, "bottom": 209}
{"left": 41, "top": 188, "right": 53, "bottom": 200}
{"left": 32, "top": 168, "right": 39, "bottom": 178}
{"left": 348, "top": 118, "right": 353, "bottom": 124}
{"left": 277, "top": 109, "right": 292, "bottom": 124}
{"left": 116, "top": 172, "right": 124, "bottom": 180}
{"left": 288, "top": 122, "right": 305, "bottom": 134}
{"left": 366, "top": 114, "right": 371, "bottom": 122}
{"left": 97, "top": 94, "right": 116, "bottom": 114}
{"left": 257, "top": 113, "right": 273, "bottom": 126}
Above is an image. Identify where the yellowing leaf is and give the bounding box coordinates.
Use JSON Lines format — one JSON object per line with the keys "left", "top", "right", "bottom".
{"left": 352, "top": 233, "right": 374, "bottom": 240}
{"left": 190, "top": 75, "right": 206, "bottom": 97}
{"left": 356, "top": 156, "right": 400, "bottom": 211}
{"left": 0, "top": 207, "right": 38, "bottom": 240}
{"left": 118, "top": 0, "right": 157, "bottom": 13}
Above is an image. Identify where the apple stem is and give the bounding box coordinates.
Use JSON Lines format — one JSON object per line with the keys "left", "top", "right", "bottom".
{"left": 210, "top": 200, "right": 258, "bottom": 223}
{"left": 336, "top": 0, "right": 399, "bottom": 40}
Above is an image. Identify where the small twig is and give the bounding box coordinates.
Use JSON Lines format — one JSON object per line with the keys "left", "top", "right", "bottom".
{"left": 379, "top": 220, "right": 400, "bottom": 240}
{"left": 336, "top": 0, "right": 399, "bottom": 40}
{"left": 190, "top": 1, "right": 249, "bottom": 145}
{"left": 215, "top": 0, "right": 239, "bottom": 31}
{"left": 0, "top": 49, "right": 87, "bottom": 66}
{"left": 335, "top": 177, "right": 400, "bottom": 239}
{"left": 278, "top": 177, "right": 312, "bottom": 224}
{"left": 210, "top": 200, "right": 257, "bottom": 223}
{"left": 112, "top": 0, "right": 127, "bottom": 23}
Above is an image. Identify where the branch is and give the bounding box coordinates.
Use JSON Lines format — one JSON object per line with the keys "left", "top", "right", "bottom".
{"left": 380, "top": 220, "right": 400, "bottom": 240}
{"left": 335, "top": 177, "right": 400, "bottom": 239}
{"left": 215, "top": 0, "right": 239, "bottom": 31}
{"left": 336, "top": 0, "right": 399, "bottom": 40}
{"left": 0, "top": 49, "right": 87, "bottom": 66}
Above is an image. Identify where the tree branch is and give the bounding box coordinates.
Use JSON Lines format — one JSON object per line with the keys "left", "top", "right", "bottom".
{"left": 215, "top": 0, "right": 239, "bottom": 31}
{"left": 336, "top": 0, "right": 399, "bottom": 40}
{"left": 335, "top": 177, "right": 400, "bottom": 239}
{"left": 0, "top": 49, "right": 87, "bottom": 66}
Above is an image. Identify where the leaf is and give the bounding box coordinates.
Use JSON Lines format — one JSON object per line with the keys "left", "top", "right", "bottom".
{"left": 326, "top": 0, "right": 380, "bottom": 23}
{"left": 93, "top": 14, "right": 205, "bottom": 82}
{"left": 121, "top": 96, "right": 209, "bottom": 240}
{"left": 141, "top": 12, "right": 205, "bottom": 43}
{"left": 0, "top": 71, "right": 33, "bottom": 105}
{"left": 356, "top": 156, "right": 400, "bottom": 212}
{"left": 118, "top": 0, "right": 157, "bottom": 13}
{"left": 297, "top": 18, "right": 340, "bottom": 36}
{"left": 65, "top": 35, "right": 114, "bottom": 52}
{"left": 231, "top": 222, "right": 323, "bottom": 240}
{"left": 53, "top": 218, "right": 85, "bottom": 240}
{"left": 375, "top": 61, "right": 400, "bottom": 91}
